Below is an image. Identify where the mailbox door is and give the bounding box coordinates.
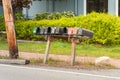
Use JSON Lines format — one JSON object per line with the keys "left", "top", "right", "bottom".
{"left": 40, "top": 28, "right": 45, "bottom": 35}
{"left": 51, "top": 27, "right": 56, "bottom": 34}
{"left": 68, "top": 28, "right": 74, "bottom": 35}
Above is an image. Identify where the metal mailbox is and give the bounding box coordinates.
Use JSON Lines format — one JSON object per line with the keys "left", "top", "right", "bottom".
{"left": 39, "top": 27, "right": 45, "bottom": 35}
{"left": 33, "top": 27, "right": 40, "bottom": 35}
{"left": 77, "top": 28, "right": 94, "bottom": 38}
{"left": 51, "top": 27, "right": 56, "bottom": 34}
{"left": 47, "top": 27, "right": 52, "bottom": 34}
{"left": 67, "top": 28, "right": 78, "bottom": 35}
{"left": 54, "top": 27, "right": 63, "bottom": 35}
{"left": 63, "top": 27, "right": 68, "bottom": 34}
{"left": 33, "top": 27, "right": 94, "bottom": 38}
{"left": 44, "top": 27, "right": 52, "bottom": 35}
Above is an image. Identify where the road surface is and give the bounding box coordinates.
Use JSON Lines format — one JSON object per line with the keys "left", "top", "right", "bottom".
{"left": 0, "top": 64, "right": 120, "bottom": 80}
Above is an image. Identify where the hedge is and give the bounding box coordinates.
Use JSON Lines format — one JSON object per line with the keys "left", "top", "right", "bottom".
{"left": 1, "top": 12, "right": 120, "bottom": 45}
{"left": 34, "top": 11, "right": 75, "bottom": 20}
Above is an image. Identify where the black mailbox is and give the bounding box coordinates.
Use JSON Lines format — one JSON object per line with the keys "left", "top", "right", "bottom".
{"left": 44, "top": 27, "right": 51, "bottom": 35}
{"left": 47, "top": 27, "right": 51, "bottom": 34}
{"left": 63, "top": 27, "right": 68, "bottom": 34}
{"left": 77, "top": 28, "right": 94, "bottom": 38}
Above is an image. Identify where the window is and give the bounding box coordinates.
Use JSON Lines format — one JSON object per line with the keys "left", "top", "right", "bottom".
{"left": 87, "top": 0, "right": 108, "bottom": 13}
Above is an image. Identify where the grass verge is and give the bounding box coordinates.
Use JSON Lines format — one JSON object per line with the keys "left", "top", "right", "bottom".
{"left": 0, "top": 39, "right": 120, "bottom": 59}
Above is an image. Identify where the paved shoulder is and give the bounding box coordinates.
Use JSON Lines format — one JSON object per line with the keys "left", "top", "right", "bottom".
{"left": 0, "top": 64, "right": 120, "bottom": 80}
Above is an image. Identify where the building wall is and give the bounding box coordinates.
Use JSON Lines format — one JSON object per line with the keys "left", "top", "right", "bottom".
{"left": 46, "top": 0, "right": 75, "bottom": 13}
{"left": 22, "top": 0, "right": 119, "bottom": 18}
{"left": 53, "top": 0, "right": 75, "bottom": 12}
{"left": 23, "top": 0, "right": 47, "bottom": 19}
{"left": 23, "top": 0, "right": 75, "bottom": 18}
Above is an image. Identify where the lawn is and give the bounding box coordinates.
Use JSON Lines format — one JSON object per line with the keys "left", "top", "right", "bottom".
{"left": 0, "top": 40, "right": 120, "bottom": 59}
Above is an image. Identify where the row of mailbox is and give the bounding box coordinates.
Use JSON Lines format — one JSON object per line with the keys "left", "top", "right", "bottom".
{"left": 33, "top": 27, "right": 94, "bottom": 38}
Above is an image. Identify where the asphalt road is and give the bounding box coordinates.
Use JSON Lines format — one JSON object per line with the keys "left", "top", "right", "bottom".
{"left": 0, "top": 64, "right": 120, "bottom": 80}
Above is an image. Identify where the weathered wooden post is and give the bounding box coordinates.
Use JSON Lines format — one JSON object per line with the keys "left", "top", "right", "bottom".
{"left": 43, "top": 36, "right": 51, "bottom": 64}
{"left": 71, "top": 38, "right": 76, "bottom": 66}
{"left": 2, "top": 0, "right": 18, "bottom": 59}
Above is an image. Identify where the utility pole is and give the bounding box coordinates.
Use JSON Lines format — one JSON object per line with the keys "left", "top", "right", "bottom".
{"left": 2, "top": 0, "right": 18, "bottom": 59}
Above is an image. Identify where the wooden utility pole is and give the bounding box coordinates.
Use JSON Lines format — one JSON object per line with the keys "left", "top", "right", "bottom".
{"left": 2, "top": 0, "right": 18, "bottom": 59}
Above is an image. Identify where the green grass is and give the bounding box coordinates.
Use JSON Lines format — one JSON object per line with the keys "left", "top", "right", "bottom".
{"left": 0, "top": 40, "right": 120, "bottom": 59}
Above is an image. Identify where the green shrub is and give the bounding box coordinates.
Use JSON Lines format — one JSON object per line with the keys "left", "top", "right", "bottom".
{"left": 1, "top": 12, "right": 120, "bottom": 45}
{"left": 0, "top": 14, "right": 5, "bottom": 31}
{"left": 15, "top": 12, "right": 25, "bottom": 20}
{"left": 34, "top": 11, "right": 75, "bottom": 20}
{"left": 34, "top": 12, "right": 50, "bottom": 20}
{"left": 79, "top": 12, "right": 120, "bottom": 45}
{"left": 15, "top": 20, "right": 45, "bottom": 40}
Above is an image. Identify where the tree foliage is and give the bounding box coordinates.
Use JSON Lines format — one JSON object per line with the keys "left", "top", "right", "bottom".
{"left": 0, "top": 0, "right": 32, "bottom": 10}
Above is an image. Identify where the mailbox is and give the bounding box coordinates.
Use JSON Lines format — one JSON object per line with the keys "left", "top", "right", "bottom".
{"left": 67, "top": 28, "right": 78, "bottom": 35}
{"left": 54, "top": 27, "right": 63, "bottom": 35}
{"left": 47, "top": 27, "right": 51, "bottom": 34}
{"left": 44, "top": 28, "right": 48, "bottom": 35}
{"left": 77, "top": 28, "right": 94, "bottom": 38}
{"left": 68, "top": 28, "right": 74, "bottom": 35}
{"left": 39, "top": 27, "right": 45, "bottom": 35}
{"left": 73, "top": 27, "right": 78, "bottom": 34}
{"left": 63, "top": 27, "right": 67, "bottom": 34}
{"left": 51, "top": 27, "right": 56, "bottom": 34}
{"left": 44, "top": 27, "right": 51, "bottom": 35}
{"left": 33, "top": 27, "right": 40, "bottom": 35}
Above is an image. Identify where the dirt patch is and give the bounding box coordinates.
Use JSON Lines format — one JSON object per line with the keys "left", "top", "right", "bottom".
{"left": 0, "top": 50, "right": 120, "bottom": 69}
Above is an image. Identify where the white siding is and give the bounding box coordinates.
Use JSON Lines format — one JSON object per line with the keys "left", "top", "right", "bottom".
{"left": 22, "top": 0, "right": 120, "bottom": 18}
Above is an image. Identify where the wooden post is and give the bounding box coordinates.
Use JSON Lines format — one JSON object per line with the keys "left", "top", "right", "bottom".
{"left": 43, "top": 36, "right": 51, "bottom": 64}
{"left": 71, "top": 38, "right": 76, "bottom": 66}
{"left": 2, "top": 0, "right": 18, "bottom": 59}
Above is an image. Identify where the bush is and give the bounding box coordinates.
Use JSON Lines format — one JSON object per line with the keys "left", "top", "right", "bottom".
{"left": 15, "top": 20, "right": 45, "bottom": 40}
{"left": 0, "top": 14, "right": 5, "bottom": 31}
{"left": 34, "top": 11, "right": 75, "bottom": 20}
{"left": 15, "top": 12, "right": 25, "bottom": 20}
{"left": 79, "top": 12, "right": 120, "bottom": 45}
{"left": 1, "top": 12, "right": 120, "bottom": 45}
